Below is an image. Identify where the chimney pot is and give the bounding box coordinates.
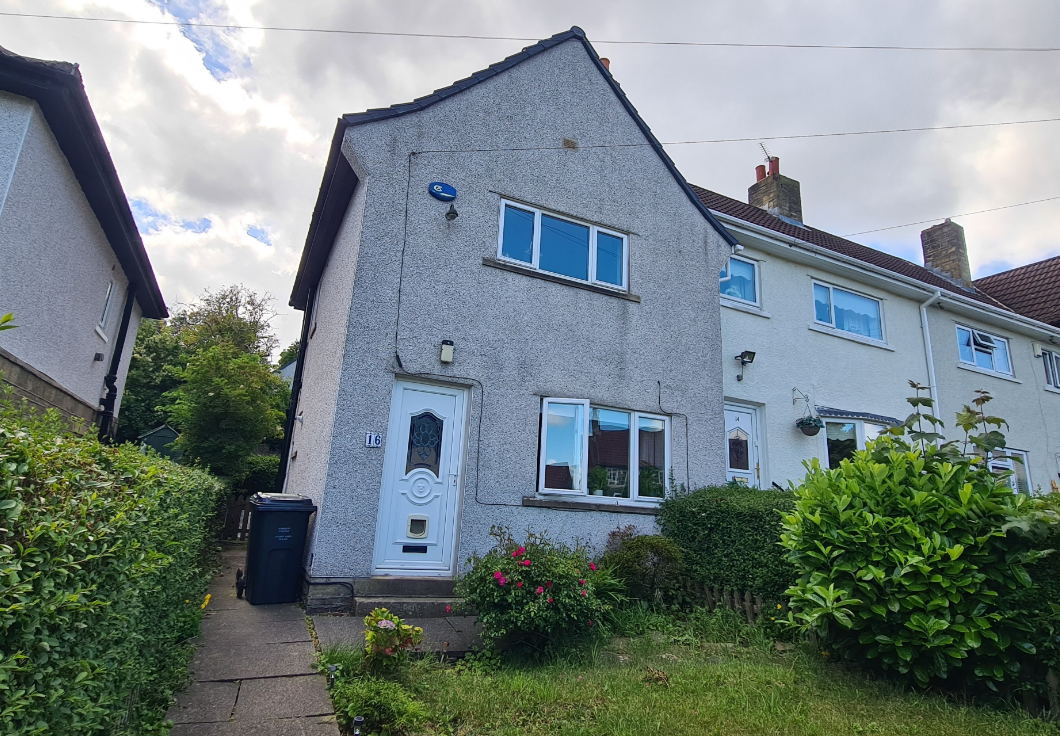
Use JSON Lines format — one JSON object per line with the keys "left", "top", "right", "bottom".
{"left": 921, "top": 219, "right": 972, "bottom": 286}
{"left": 600, "top": 57, "right": 610, "bottom": 71}
{"left": 768, "top": 157, "right": 780, "bottom": 177}
{"left": 749, "top": 157, "right": 802, "bottom": 223}
{"left": 755, "top": 164, "right": 766, "bottom": 182}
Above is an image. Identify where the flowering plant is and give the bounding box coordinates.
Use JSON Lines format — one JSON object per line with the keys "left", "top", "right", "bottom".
{"left": 363, "top": 608, "right": 424, "bottom": 674}
{"left": 456, "top": 527, "right": 617, "bottom": 655}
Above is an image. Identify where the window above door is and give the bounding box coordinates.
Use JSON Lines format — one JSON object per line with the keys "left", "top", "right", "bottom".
{"left": 498, "top": 201, "right": 629, "bottom": 291}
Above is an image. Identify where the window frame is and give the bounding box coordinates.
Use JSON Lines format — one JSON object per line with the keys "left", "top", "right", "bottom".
{"left": 1043, "top": 348, "right": 1060, "bottom": 388}
{"left": 821, "top": 419, "right": 890, "bottom": 469}
{"left": 811, "top": 280, "right": 885, "bottom": 343}
{"left": 98, "top": 281, "right": 115, "bottom": 330}
{"left": 988, "top": 449, "right": 1032, "bottom": 495}
{"left": 497, "top": 200, "right": 629, "bottom": 292}
{"left": 538, "top": 397, "right": 670, "bottom": 504}
{"left": 955, "top": 325, "right": 1013, "bottom": 376}
{"left": 719, "top": 254, "right": 760, "bottom": 306}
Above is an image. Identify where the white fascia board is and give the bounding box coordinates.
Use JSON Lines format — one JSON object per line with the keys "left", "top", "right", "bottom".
{"left": 711, "top": 211, "right": 1060, "bottom": 343}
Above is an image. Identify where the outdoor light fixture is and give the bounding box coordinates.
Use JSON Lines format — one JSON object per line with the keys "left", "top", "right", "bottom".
{"left": 445, "top": 203, "right": 459, "bottom": 221}
{"left": 735, "top": 350, "right": 756, "bottom": 381}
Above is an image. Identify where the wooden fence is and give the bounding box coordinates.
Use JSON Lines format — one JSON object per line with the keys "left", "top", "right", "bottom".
{"left": 221, "top": 493, "right": 252, "bottom": 540}
{"left": 699, "top": 586, "right": 769, "bottom": 625}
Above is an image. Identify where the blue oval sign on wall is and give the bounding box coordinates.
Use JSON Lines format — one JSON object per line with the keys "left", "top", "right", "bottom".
{"left": 428, "top": 182, "right": 457, "bottom": 202}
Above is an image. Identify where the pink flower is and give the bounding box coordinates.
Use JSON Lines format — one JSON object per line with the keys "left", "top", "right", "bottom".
{"left": 517, "top": 581, "right": 523, "bottom": 588}
{"left": 546, "top": 581, "right": 552, "bottom": 588}
{"left": 536, "top": 586, "right": 544, "bottom": 595}
{"left": 548, "top": 597, "right": 553, "bottom": 603}
{"left": 523, "top": 559, "right": 531, "bottom": 567}
{"left": 590, "top": 563, "right": 597, "bottom": 571}
{"left": 446, "top": 605, "right": 451, "bottom": 613}
{"left": 498, "top": 576, "right": 507, "bottom": 586}
{"left": 493, "top": 570, "right": 503, "bottom": 579}
{"left": 589, "top": 620, "right": 593, "bottom": 627}
{"left": 581, "top": 590, "right": 587, "bottom": 597}
{"left": 512, "top": 546, "right": 525, "bottom": 557}
{"left": 579, "top": 579, "right": 585, "bottom": 585}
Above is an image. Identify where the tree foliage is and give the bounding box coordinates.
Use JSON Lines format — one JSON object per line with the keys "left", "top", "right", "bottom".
{"left": 116, "top": 319, "right": 185, "bottom": 442}
{"left": 168, "top": 284, "right": 278, "bottom": 359}
{"left": 164, "top": 344, "right": 287, "bottom": 479}
{"left": 278, "top": 340, "right": 300, "bottom": 369}
{"left": 781, "top": 383, "right": 1047, "bottom": 690}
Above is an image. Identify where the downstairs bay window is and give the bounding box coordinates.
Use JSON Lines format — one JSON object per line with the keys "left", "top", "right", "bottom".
{"left": 539, "top": 398, "right": 669, "bottom": 502}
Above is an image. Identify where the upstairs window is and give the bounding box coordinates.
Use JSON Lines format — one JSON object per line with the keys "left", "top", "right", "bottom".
{"left": 99, "top": 281, "right": 115, "bottom": 330}
{"left": 720, "top": 255, "right": 759, "bottom": 305}
{"left": 956, "top": 326, "right": 1012, "bottom": 375}
{"left": 498, "top": 201, "right": 628, "bottom": 290}
{"left": 539, "top": 398, "right": 668, "bottom": 503}
{"left": 1044, "top": 349, "right": 1060, "bottom": 388}
{"left": 813, "top": 281, "right": 883, "bottom": 341}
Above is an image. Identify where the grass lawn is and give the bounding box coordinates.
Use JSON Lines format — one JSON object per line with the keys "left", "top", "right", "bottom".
{"left": 324, "top": 630, "right": 1060, "bottom": 736}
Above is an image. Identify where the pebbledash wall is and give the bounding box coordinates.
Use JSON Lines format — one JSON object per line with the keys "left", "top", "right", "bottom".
{"left": 0, "top": 91, "right": 139, "bottom": 424}
{"left": 286, "top": 35, "right": 732, "bottom": 585}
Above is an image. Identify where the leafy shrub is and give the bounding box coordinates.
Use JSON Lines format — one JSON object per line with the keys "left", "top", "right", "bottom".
{"left": 602, "top": 526, "right": 685, "bottom": 604}
{"left": 781, "top": 386, "right": 1042, "bottom": 689}
{"left": 456, "top": 527, "right": 614, "bottom": 654}
{"left": 234, "top": 453, "right": 281, "bottom": 494}
{"left": 363, "top": 608, "right": 425, "bottom": 675}
{"left": 658, "top": 484, "right": 796, "bottom": 599}
{"left": 328, "top": 677, "right": 428, "bottom": 735}
{"left": 0, "top": 395, "right": 226, "bottom": 734}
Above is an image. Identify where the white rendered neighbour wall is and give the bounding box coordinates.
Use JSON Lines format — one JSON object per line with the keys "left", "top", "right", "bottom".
{"left": 0, "top": 93, "right": 134, "bottom": 413}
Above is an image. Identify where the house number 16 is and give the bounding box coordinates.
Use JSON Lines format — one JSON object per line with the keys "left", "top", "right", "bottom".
{"left": 365, "top": 432, "right": 383, "bottom": 448}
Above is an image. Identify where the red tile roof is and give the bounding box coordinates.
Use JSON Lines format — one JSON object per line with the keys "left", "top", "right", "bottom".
{"left": 974, "top": 255, "right": 1060, "bottom": 327}
{"left": 690, "top": 185, "right": 1011, "bottom": 310}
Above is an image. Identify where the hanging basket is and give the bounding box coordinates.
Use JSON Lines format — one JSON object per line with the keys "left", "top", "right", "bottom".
{"left": 796, "top": 416, "right": 824, "bottom": 436}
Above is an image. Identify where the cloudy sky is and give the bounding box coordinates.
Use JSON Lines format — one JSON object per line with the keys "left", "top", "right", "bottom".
{"left": 5, "top": 0, "right": 1059, "bottom": 352}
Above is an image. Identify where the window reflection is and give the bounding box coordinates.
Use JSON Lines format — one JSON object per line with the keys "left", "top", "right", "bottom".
{"left": 596, "top": 232, "right": 624, "bottom": 286}
{"left": 721, "top": 258, "right": 756, "bottom": 303}
{"left": 814, "top": 283, "right": 831, "bottom": 323}
{"left": 501, "top": 205, "right": 534, "bottom": 263}
{"left": 588, "top": 408, "right": 630, "bottom": 498}
{"left": 638, "top": 417, "right": 666, "bottom": 498}
{"left": 825, "top": 422, "right": 857, "bottom": 468}
{"left": 543, "top": 403, "right": 584, "bottom": 490}
{"left": 832, "top": 289, "right": 882, "bottom": 340}
{"left": 539, "top": 214, "right": 589, "bottom": 280}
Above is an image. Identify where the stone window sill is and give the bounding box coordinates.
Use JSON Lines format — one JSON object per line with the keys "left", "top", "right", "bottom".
{"left": 522, "top": 495, "right": 661, "bottom": 515}
{"left": 721, "top": 297, "right": 771, "bottom": 318}
{"left": 1044, "top": 384, "right": 1060, "bottom": 396}
{"left": 956, "top": 362, "right": 1022, "bottom": 384}
{"left": 808, "top": 323, "right": 894, "bottom": 351}
{"left": 483, "top": 258, "right": 641, "bottom": 303}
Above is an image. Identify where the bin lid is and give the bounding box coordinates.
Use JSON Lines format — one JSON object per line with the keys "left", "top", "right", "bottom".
{"left": 249, "top": 493, "right": 317, "bottom": 511}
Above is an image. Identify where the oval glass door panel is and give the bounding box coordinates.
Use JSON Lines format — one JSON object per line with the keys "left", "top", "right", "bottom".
{"left": 406, "top": 412, "right": 443, "bottom": 476}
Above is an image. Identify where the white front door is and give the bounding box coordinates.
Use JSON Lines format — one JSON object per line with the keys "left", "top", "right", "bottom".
{"left": 373, "top": 380, "right": 468, "bottom": 576}
{"left": 724, "top": 405, "right": 759, "bottom": 487}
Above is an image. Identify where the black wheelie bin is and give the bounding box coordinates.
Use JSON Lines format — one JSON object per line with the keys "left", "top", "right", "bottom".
{"left": 242, "top": 493, "right": 316, "bottom": 605}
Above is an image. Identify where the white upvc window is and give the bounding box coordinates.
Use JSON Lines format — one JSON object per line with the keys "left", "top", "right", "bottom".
{"left": 812, "top": 280, "right": 884, "bottom": 342}
{"left": 988, "top": 449, "right": 1032, "bottom": 494}
{"left": 956, "top": 325, "right": 1012, "bottom": 375}
{"left": 99, "top": 281, "right": 115, "bottom": 330}
{"left": 497, "top": 200, "right": 629, "bottom": 291}
{"left": 1043, "top": 349, "right": 1060, "bottom": 388}
{"left": 538, "top": 398, "right": 669, "bottom": 503}
{"left": 822, "top": 419, "right": 891, "bottom": 468}
{"left": 720, "top": 254, "right": 759, "bottom": 305}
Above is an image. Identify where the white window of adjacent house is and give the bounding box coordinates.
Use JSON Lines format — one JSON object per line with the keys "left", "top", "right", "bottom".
{"left": 720, "top": 255, "right": 759, "bottom": 305}
{"left": 812, "top": 281, "right": 884, "bottom": 341}
{"left": 539, "top": 398, "right": 669, "bottom": 502}
{"left": 823, "top": 419, "right": 890, "bottom": 468}
{"left": 956, "top": 326, "right": 1012, "bottom": 375}
{"left": 1043, "top": 349, "right": 1060, "bottom": 388}
{"left": 97, "top": 281, "right": 115, "bottom": 337}
{"left": 498, "top": 201, "right": 628, "bottom": 290}
{"left": 988, "top": 450, "right": 1032, "bottom": 494}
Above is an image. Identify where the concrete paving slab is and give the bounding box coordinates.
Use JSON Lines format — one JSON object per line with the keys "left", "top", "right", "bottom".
{"left": 198, "top": 617, "right": 311, "bottom": 647}
{"left": 233, "top": 675, "right": 334, "bottom": 722}
{"left": 203, "top": 602, "right": 305, "bottom": 624}
{"left": 166, "top": 681, "right": 238, "bottom": 724}
{"left": 170, "top": 715, "right": 340, "bottom": 736}
{"left": 191, "top": 641, "right": 317, "bottom": 681}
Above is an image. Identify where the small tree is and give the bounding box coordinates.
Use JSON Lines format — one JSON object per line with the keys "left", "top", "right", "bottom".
{"left": 277, "top": 340, "right": 300, "bottom": 369}
{"left": 169, "top": 285, "right": 278, "bottom": 359}
{"left": 116, "top": 319, "right": 186, "bottom": 442}
{"left": 781, "top": 383, "right": 1043, "bottom": 690}
{"left": 165, "top": 345, "right": 287, "bottom": 479}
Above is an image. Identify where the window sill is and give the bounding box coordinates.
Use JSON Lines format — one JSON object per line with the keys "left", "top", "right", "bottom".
{"left": 483, "top": 257, "right": 641, "bottom": 303}
{"left": 807, "top": 323, "right": 893, "bottom": 351}
{"left": 1044, "top": 385, "right": 1060, "bottom": 396}
{"left": 721, "top": 297, "right": 770, "bottom": 318}
{"left": 522, "top": 495, "right": 661, "bottom": 515}
{"left": 95, "top": 325, "right": 108, "bottom": 342}
{"left": 956, "top": 362, "right": 1021, "bottom": 383}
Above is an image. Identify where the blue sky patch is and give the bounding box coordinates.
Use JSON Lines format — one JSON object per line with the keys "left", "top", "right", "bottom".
{"left": 150, "top": 0, "right": 250, "bottom": 81}
{"left": 247, "top": 225, "right": 272, "bottom": 245}
{"left": 130, "top": 197, "right": 169, "bottom": 234}
{"left": 183, "top": 217, "right": 213, "bottom": 233}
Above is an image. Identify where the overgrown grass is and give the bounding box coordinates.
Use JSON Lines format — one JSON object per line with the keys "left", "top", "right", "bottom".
{"left": 322, "top": 608, "right": 1059, "bottom": 736}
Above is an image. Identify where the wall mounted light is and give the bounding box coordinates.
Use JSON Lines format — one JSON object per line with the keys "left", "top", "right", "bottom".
{"left": 445, "top": 204, "right": 459, "bottom": 221}
{"left": 440, "top": 339, "right": 454, "bottom": 364}
{"left": 735, "top": 350, "right": 756, "bottom": 381}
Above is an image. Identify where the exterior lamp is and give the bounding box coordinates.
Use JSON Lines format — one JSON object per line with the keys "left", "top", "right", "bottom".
{"left": 735, "top": 350, "right": 755, "bottom": 381}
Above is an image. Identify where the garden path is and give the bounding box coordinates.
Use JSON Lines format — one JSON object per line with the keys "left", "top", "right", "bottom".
{"left": 165, "top": 543, "right": 340, "bottom": 735}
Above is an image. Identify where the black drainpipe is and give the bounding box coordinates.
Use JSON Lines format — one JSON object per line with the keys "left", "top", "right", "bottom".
{"left": 275, "top": 285, "right": 317, "bottom": 491}
{"left": 98, "top": 282, "right": 138, "bottom": 442}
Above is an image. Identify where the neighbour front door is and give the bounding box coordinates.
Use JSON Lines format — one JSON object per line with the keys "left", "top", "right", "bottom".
{"left": 724, "top": 405, "right": 759, "bottom": 487}
{"left": 373, "top": 379, "right": 468, "bottom": 576}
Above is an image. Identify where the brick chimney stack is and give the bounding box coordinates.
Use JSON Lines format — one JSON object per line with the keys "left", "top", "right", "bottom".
{"left": 921, "top": 219, "right": 972, "bottom": 286}
{"left": 748, "top": 157, "right": 803, "bottom": 223}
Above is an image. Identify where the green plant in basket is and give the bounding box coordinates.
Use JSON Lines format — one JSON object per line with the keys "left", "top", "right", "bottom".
{"left": 363, "top": 608, "right": 424, "bottom": 674}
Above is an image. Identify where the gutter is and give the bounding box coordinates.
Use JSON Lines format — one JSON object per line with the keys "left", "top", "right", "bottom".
{"left": 919, "top": 290, "right": 942, "bottom": 415}
{"left": 97, "top": 283, "right": 137, "bottom": 441}
{"left": 276, "top": 285, "right": 317, "bottom": 492}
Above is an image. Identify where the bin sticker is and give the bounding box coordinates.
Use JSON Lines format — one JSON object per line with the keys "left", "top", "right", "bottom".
{"left": 276, "top": 526, "right": 291, "bottom": 542}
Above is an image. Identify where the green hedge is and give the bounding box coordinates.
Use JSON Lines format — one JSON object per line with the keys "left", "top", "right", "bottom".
{"left": 658, "top": 485, "right": 795, "bottom": 599}
{"left": 0, "top": 403, "right": 226, "bottom": 734}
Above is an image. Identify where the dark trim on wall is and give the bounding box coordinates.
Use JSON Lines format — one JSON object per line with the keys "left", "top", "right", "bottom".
{"left": 276, "top": 285, "right": 317, "bottom": 491}
{"left": 522, "top": 495, "right": 660, "bottom": 515}
{"left": 97, "top": 283, "right": 137, "bottom": 441}
{"left": 482, "top": 258, "right": 642, "bottom": 302}
{"left": 0, "top": 47, "right": 167, "bottom": 318}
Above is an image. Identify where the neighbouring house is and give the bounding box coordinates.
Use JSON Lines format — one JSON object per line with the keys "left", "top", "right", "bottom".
{"left": 697, "top": 160, "right": 1060, "bottom": 494}
{"left": 138, "top": 423, "right": 182, "bottom": 461}
{"left": 277, "top": 359, "right": 297, "bottom": 384}
{"left": 279, "top": 27, "right": 739, "bottom": 612}
{"left": 0, "top": 47, "right": 167, "bottom": 438}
